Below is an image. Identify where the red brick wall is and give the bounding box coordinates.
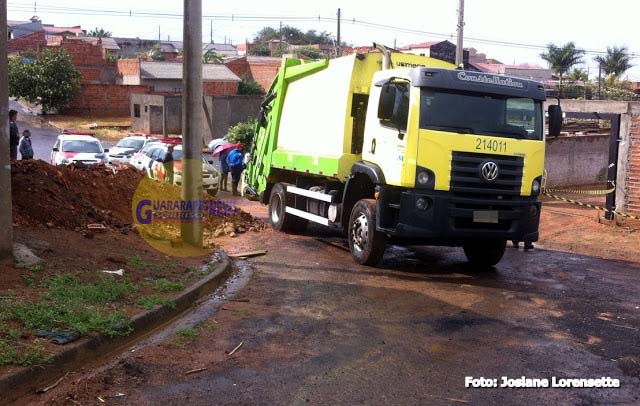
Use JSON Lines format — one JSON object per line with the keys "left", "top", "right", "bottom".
{"left": 7, "top": 31, "right": 47, "bottom": 54}
{"left": 628, "top": 116, "right": 640, "bottom": 214}
{"left": 65, "top": 84, "right": 149, "bottom": 116}
{"left": 48, "top": 38, "right": 115, "bottom": 84}
{"left": 225, "top": 58, "right": 249, "bottom": 79}
{"left": 116, "top": 59, "right": 140, "bottom": 77}
{"left": 247, "top": 61, "right": 280, "bottom": 91}
{"left": 203, "top": 81, "right": 239, "bottom": 96}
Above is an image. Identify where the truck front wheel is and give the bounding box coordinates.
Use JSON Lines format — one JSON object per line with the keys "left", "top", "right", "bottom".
{"left": 463, "top": 239, "right": 507, "bottom": 267}
{"left": 268, "top": 183, "right": 307, "bottom": 232}
{"left": 348, "top": 199, "right": 386, "bottom": 266}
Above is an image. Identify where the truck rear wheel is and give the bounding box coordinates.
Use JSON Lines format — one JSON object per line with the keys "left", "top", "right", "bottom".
{"left": 348, "top": 199, "right": 386, "bottom": 266}
{"left": 463, "top": 239, "right": 507, "bottom": 267}
{"left": 268, "top": 183, "right": 307, "bottom": 232}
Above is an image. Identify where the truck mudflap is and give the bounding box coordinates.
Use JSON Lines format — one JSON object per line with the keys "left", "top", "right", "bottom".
{"left": 377, "top": 189, "right": 540, "bottom": 244}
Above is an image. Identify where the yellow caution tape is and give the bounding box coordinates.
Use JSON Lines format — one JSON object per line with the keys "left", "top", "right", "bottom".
{"left": 543, "top": 192, "right": 640, "bottom": 220}
{"left": 542, "top": 182, "right": 616, "bottom": 196}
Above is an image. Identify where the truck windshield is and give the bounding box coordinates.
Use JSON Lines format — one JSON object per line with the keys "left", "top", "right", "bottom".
{"left": 420, "top": 88, "right": 543, "bottom": 140}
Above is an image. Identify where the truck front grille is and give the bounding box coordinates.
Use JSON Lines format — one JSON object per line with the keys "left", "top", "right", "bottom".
{"left": 449, "top": 152, "right": 525, "bottom": 231}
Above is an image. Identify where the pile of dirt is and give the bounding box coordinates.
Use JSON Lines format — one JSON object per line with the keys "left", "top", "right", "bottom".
{"left": 12, "top": 160, "right": 142, "bottom": 230}
{"left": 11, "top": 160, "right": 265, "bottom": 237}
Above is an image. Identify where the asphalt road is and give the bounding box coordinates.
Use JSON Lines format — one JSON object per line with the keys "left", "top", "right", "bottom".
{"left": 19, "top": 199, "right": 640, "bottom": 405}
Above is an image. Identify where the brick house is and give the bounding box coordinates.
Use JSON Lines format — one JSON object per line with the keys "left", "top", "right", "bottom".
{"left": 224, "top": 55, "right": 281, "bottom": 92}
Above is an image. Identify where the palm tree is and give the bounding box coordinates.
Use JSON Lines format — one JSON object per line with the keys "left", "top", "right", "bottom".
{"left": 594, "top": 46, "right": 633, "bottom": 78}
{"left": 202, "top": 50, "right": 223, "bottom": 64}
{"left": 540, "top": 42, "right": 585, "bottom": 98}
{"left": 88, "top": 28, "right": 112, "bottom": 38}
{"left": 569, "top": 68, "right": 588, "bottom": 82}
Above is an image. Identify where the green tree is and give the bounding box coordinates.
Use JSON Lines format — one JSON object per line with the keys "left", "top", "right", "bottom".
{"left": 226, "top": 118, "right": 258, "bottom": 147}
{"left": 569, "top": 67, "right": 588, "bottom": 82}
{"left": 238, "top": 76, "right": 264, "bottom": 95}
{"left": 8, "top": 49, "right": 81, "bottom": 113}
{"left": 203, "top": 50, "right": 223, "bottom": 64}
{"left": 148, "top": 45, "right": 165, "bottom": 61}
{"left": 594, "top": 46, "right": 633, "bottom": 78}
{"left": 88, "top": 27, "right": 112, "bottom": 38}
{"left": 540, "top": 42, "right": 584, "bottom": 98}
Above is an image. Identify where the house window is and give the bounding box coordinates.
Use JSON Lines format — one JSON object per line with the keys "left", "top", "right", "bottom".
{"left": 133, "top": 104, "right": 141, "bottom": 118}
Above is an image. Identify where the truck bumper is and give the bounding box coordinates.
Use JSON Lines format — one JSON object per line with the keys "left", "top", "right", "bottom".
{"left": 379, "top": 189, "right": 540, "bottom": 245}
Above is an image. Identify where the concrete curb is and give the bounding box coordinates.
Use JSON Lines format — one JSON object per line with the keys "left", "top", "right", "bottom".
{"left": 0, "top": 255, "right": 233, "bottom": 401}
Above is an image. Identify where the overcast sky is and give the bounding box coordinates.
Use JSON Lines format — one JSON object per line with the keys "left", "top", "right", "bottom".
{"left": 8, "top": 0, "right": 640, "bottom": 80}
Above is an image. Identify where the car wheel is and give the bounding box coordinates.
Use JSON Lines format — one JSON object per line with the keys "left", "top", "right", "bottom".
{"left": 348, "top": 199, "right": 386, "bottom": 266}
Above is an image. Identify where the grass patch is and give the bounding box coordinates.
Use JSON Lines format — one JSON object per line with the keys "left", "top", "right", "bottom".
{"left": 0, "top": 339, "right": 49, "bottom": 366}
{"left": 127, "top": 256, "right": 177, "bottom": 273}
{"left": 173, "top": 327, "right": 200, "bottom": 348}
{"left": 137, "top": 295, "right": 175, "bottom": 310}
{"left": 154, "top": 279, "right": 184, "bottom": 292}
{"left": 0, "top": 274, "right": 136, "bottom": 366}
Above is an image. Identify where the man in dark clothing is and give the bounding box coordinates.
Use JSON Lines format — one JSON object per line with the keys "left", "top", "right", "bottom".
{"left": 219, "top": 150, "right": 230, "bottom": 191}
{"left": 18, "top": 129, "right": 34, "bottom": 160}
{"left": 9, "top": 110, "right": 19, "bottom": 160}
{"left": 163, "top": 145, "right": 175, "bottom": 184}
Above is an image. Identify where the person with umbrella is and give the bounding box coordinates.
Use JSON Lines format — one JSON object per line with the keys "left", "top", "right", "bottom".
{"left": 226, "top": 143, "right": 245, "bottom": 196}
{"left": 212, "top": 142, "right": 237, "bottom": 192}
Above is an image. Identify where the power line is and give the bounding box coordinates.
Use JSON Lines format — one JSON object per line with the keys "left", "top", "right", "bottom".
{"left": 7, "top": 2, "right": 640, "bottom": 58}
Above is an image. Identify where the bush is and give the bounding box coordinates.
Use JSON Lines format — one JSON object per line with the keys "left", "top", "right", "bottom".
{"left": 226, "top": 118, "right": 258, "bottom": 148}
{"left": 238, "top": 76, "right": 265, "bottom": 95}
{"left": 9, "top": 49, "right": 81, "bottom": 113}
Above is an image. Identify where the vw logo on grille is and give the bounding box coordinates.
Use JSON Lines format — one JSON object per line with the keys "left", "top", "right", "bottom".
{"left": 480, "top": 161, "right": 499, "bottom": 181}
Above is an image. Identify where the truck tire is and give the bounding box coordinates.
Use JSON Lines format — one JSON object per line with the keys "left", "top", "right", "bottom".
{"left": 268, "top": 183, "right": 307, "bottom": 232}
{"left": 348, "top": 199, "right": 386, "bottom": 266}
{"left": 463, "top": 239, "right": 507, "bottom": 267}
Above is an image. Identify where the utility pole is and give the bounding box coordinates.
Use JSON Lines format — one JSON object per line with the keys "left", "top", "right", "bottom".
{"left": 158, "top": 25, "right": 161, "bottom": 45}
{"left": 279, "top": 21, "right": 283, "bottom": 56}
{"left": 0, "top": 0, "right": 13, "bottom": 261}
{"left": 210, "top": 20, "right": 213, "bottom": 44}
{"left": 181, "top": 0, "right": 203, "bottom": 247}
{"left": 336, "top": 8, "right": 341, "bottom": 57}
{"left": 455, "top": 0, "right": 465, "bottom": 68}
{"left": 597, "top": 63, "right": 602, "bottom": 100}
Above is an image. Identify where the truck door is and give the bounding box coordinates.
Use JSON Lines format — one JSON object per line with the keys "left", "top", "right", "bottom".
{"left": 362, "top": 81, "right": 410, "bottom": 186}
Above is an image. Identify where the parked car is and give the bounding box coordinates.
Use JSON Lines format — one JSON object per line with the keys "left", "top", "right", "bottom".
{"left": 107, "top": 134, "right": 157, "bottom": 164}
{"left": 207, "top": 138, "right": 227, "bottom": 152}
{"left": 50, "top": 133, "right": 108, "bottom": 166}
{"left": 145, "top": 142, "right": 220, "bottom": 196}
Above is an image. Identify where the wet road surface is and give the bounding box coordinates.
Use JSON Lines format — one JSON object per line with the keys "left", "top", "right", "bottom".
{"left": 15, "top": 200, "right": 640, "bottom": 405}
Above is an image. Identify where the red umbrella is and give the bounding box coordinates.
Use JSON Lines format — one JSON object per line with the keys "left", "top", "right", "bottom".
{"left": 212, "top": 142, "right": 237, "bottom": 157}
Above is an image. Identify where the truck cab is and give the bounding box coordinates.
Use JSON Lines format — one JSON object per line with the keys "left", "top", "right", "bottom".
{"left": 245, "top": 51, "right": 561, "bottom": 267}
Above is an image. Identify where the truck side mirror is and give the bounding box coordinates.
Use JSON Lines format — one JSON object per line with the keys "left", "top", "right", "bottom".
{"left": 377, "top": 83, "right": 396, "bottom": 121}
{"left": 548, "top": 104, "right": 563, "bottom": 138}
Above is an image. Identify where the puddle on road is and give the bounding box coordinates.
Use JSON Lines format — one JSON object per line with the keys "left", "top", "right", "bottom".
{"left": 131, "top": 259, "right": 254, "bottom": 349}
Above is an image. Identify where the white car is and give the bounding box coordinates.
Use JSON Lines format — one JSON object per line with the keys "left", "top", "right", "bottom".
{"left": 148, "top": 144, "right": 220, "bottom": 196}
{"left": 107, "top": 134, "right": 157, "bottom": 164}
{"left": 129, "top": 141, "right": 165, "bottom": 171}
{"left": 51, "top": 133, "right": 108, "bottom": 166}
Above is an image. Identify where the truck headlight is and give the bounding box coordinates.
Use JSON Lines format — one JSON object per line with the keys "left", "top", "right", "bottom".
{"left": 415, "top": 167, "right": 435, "bottom": 189}
{"left": 531, "top": 177, "right": 542, "bottom": 196}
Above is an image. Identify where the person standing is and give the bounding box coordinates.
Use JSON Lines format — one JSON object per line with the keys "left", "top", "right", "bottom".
{"left": 226, "top": 145, "right": 244, "bottom": 196}
{"left": 218, "top": 149, "right": 230, "bottom": 192}
{"left": 9, "top": 110, "right": 19, "bottom": 161}
{"left": 163, "top": 145, "right": 175, "bottom": 184}
{"left": 18, "top": 129, "right": 34, "bottom": 160}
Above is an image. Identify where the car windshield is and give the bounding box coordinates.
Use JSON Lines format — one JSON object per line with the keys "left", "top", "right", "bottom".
{"left": 420, "top": 88, "right": 543, "bottom": 140}
{"left": 62, "top": 140, "right": 102, "bottom": 153}
{"left": 116, "top": 138, "right": 145, "bottom": 149}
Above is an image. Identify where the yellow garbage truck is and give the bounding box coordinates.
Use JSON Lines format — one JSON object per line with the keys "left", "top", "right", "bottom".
{"left": 245, "top": 46, "right": 562, "bottom": 266}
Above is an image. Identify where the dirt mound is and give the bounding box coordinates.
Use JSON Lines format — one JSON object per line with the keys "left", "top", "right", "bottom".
{"left": 11, "top": 160, "right": 265, "bottom": 238}
{"left": 11, "top": 160, "right": 143, "bottom": 230}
